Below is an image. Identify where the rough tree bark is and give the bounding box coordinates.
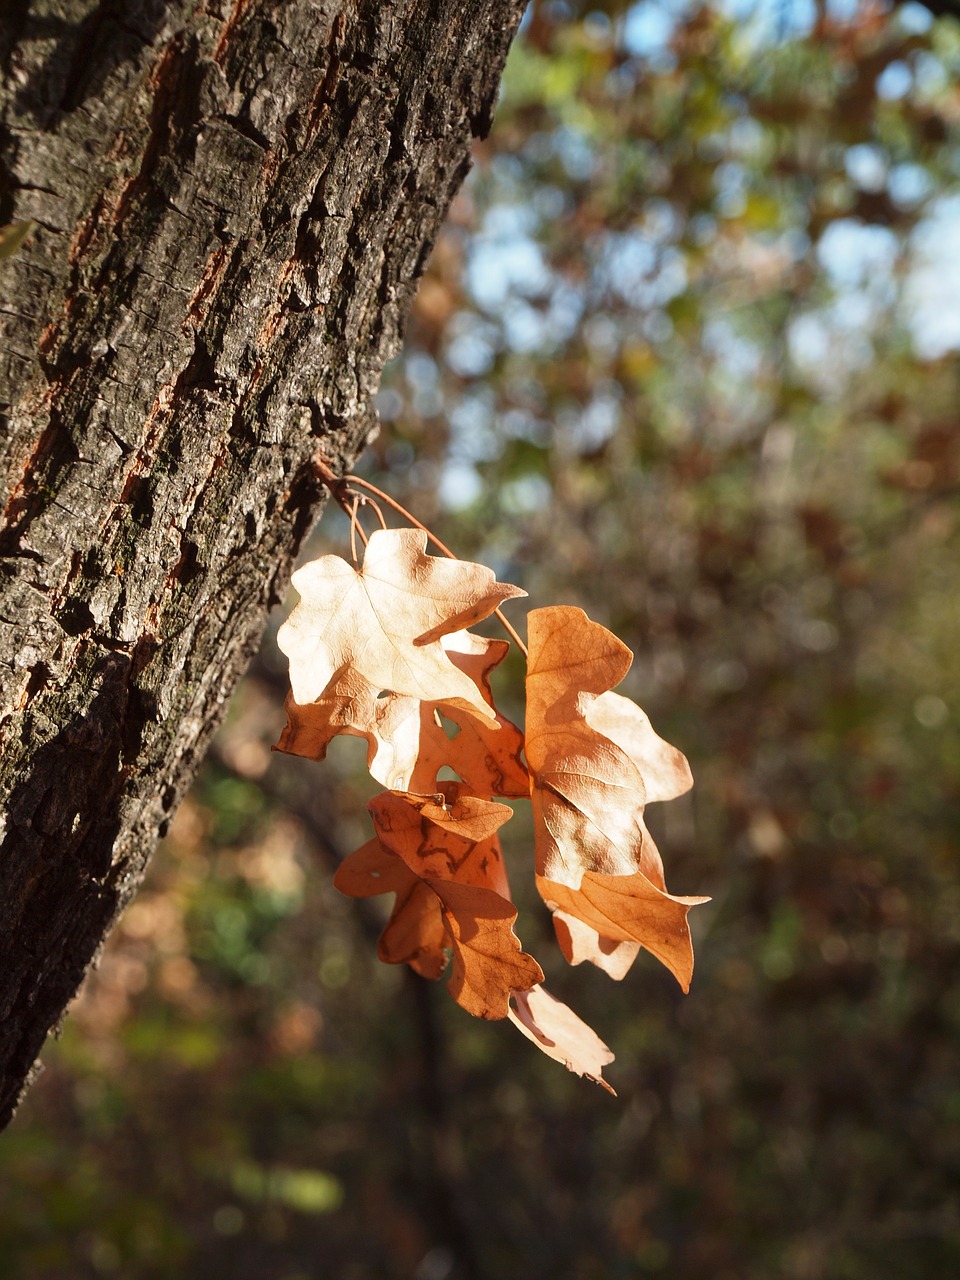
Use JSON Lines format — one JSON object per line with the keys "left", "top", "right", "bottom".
{"left": 0, "top": 0, "right": 525, "bottom": 1129}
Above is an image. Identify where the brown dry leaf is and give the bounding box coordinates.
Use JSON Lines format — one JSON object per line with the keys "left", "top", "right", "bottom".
{"left": 277, "top": 527, "right": 525, "bottom": 718}
{"left": 508, "top": 984, "right": 616, "bottom": 1094}
{"left": 438, "top": 878, "right": 546, "bottom": 1019}
{"left": 336, "top": 785, "right": 543, "bottom": 1018}
{"left": 276, "top": 631, "right": 528, "bottom": 797}
{"left": 525, "top": 605, "right": 692, "bottom": 887}
{"left": 333, "top": 837, "right": 448, "bottom": 978}
{"left": 537, "top": 866, "right": 709, "bottom": 992}
{"left": 369, "top": 786, "right": 514, "bottom": 881}
{"left": 584, "top": 690, "right": 693, "bottom": 804}
{"left": 399, "top": 633, "right": 528, "bottom": 797}
{"left": 525, "top": 605, "right": 705, "bottom": 984}
{"left": 549, "top": 911, "right": 640, "bottom": 982}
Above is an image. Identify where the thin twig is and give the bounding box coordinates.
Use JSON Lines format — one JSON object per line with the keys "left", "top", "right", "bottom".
{"left": 312, "top": 456, "right": 363, "bottom": 535}
{"left": 348, "top": 493, "right": 367, "bottom": 563}
{"left": 364, "top": 495, "right": 388, "bottom": 530}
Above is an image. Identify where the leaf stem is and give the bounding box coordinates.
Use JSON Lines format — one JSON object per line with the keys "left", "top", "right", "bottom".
{"left": 312, "top": 455, "right": 368, "bottom": 535}
{"left": 348, "top": 492, "right": 366, "bottom": 563}
{"left": 365, "top": 495, "right": 388, "bottom": 530}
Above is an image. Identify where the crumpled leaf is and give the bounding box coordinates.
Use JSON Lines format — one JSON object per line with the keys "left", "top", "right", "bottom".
{"left": 334, "top": 785, "right": 543, "bottom": 1018}
{"left": 525, "top": 605, "right": 706, "bottom": 984}
{"left": 537, "top": 865, "right": 708, "bottom": 991}
{"left": 508, "top": 985, "right": 616, "bottom": 1094}
{"left": 277, "top": 527, "right": 525, "bottom": 719}
{"left": 276, "top": 631, "right": 528, "bottom": 797}
{"left": 369, "top": 786, "right": 513, "bottom": 877}
{"left": 332, "top": 836, "right": 448, "bottom": 979}
{"left": 549, "top": 910, "right": 640, "bottom": 982}
{"left": 525, "top": 605, "right": 692, "bottom": 887}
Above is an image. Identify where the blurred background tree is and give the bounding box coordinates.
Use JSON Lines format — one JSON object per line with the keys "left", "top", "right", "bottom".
{"left": 2, "top": 1, "right": 958, "bottom": 1277}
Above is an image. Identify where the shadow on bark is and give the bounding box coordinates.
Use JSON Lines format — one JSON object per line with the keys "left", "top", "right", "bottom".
{"left": 0, "top": 650, "right": 153, "bottom": 1126}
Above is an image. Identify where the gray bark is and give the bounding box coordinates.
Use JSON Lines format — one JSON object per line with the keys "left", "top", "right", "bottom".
{"left": 0, "top": 0, "right": 524, "bottom": 1129}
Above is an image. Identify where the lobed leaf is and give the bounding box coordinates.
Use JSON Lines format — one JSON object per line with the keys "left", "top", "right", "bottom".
{"left": 537, "top": 868, "right": 709, "bottom": 992}
{"left": 276, "top": 631, "right": 527, "bottom": 797}
{"left": 335, "top": 785, "right": 542, "bottom": 1018}
{"left": 277, "top": 528, "right": 525, "bottom": 717}
{"left": 278, "top": 541, "right": 706, "bottom": 1085}
{"left": 333, "top": 837, "right": 449, "bottom": 979}
{"left": 525, "top": 605, "right": 705, "bottom": 984}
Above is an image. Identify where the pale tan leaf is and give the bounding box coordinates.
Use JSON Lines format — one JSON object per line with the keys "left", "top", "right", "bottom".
{"left": 585, "top": 691, "right": 693, "bottom": 803}
{"left": 550, "top": 910, "right": 641, "bottom": 981}
{"left": 508, "top": 985, "right": 616, "bottom": 1094}
{"left": 277, "top": 527, "right": 524, "bottom": 716}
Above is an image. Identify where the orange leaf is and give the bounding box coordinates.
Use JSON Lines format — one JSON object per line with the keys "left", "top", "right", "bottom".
{"left": 334, "top": 838, "right": 448, "bottom": 978}
{"left": 276, "top": 631, "right": 528, "bottom": 797}
{"left": 402, "top": 633, "right": 528, "bottom": 797}
{"left": 525, "top": 606, "right": 690, "bottom": 887}
{"left": 537, "top": 868, "right": 709, "bottom": 991}
{"left": 372, "top": 786, "right": 543, "bottom": 1016}
{"left": 509, "top": 985, "right": 616, "bottom": 1094}
{"left": 525, "top": 606, "right": 642, "bottom": 886}
{"left": 369, "top": 785, "right": 513, "bottom": 885}
{"left": 277, "top": 528, "right": 525, "bottom": 719}
{"left": 336, "top": 786, "right": 542, "bottom": 1018}
{"left": 525, "top": 605, "right": 705, "bottom": 984}
{"left": 439, "top": 879, "right": 544, "bottom": 1019}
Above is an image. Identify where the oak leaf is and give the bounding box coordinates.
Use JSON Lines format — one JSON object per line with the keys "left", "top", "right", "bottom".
{"left": 549, "top": 910, "right": 640, "bottom": 982}
{"left": 440, "top": 878, "right": 544, "bottom": 1020}
{"left": 334, "top": 785, "right": 543, "bottom": 1018}
{"left": 584, "top": 690, "right": 693, "bottom": 805}
{"left": 525, "top": 605, "right": 705, "bottom": 984}
{"left": 537, "top": 865, "right": 707, "bottom": 991}
{"left": 525, "top": 605, "right": 692, "bottom": 886}
{"left": 332, "top": 836, "right": 449, "bottom": 979}
{"left": 392, "top": 633, "right": 528, "bottom": 797}
{"left": 509, "top": 985, "right": 616, "bottom": 1094}
{"left": 276, "top": 631, "right": 528, "bottom": 797}
{"left": 276, "top": 528, "right": 525, "bottom": 719}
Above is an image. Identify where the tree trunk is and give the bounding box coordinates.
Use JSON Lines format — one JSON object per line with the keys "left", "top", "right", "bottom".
{"left": 0, "top": 0, "right": 524, "bottom": 1129}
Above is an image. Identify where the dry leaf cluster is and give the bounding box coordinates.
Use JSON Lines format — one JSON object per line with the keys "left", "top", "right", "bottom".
{"left": 276, "top": 528, "right": 706, "bottom": 1091}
